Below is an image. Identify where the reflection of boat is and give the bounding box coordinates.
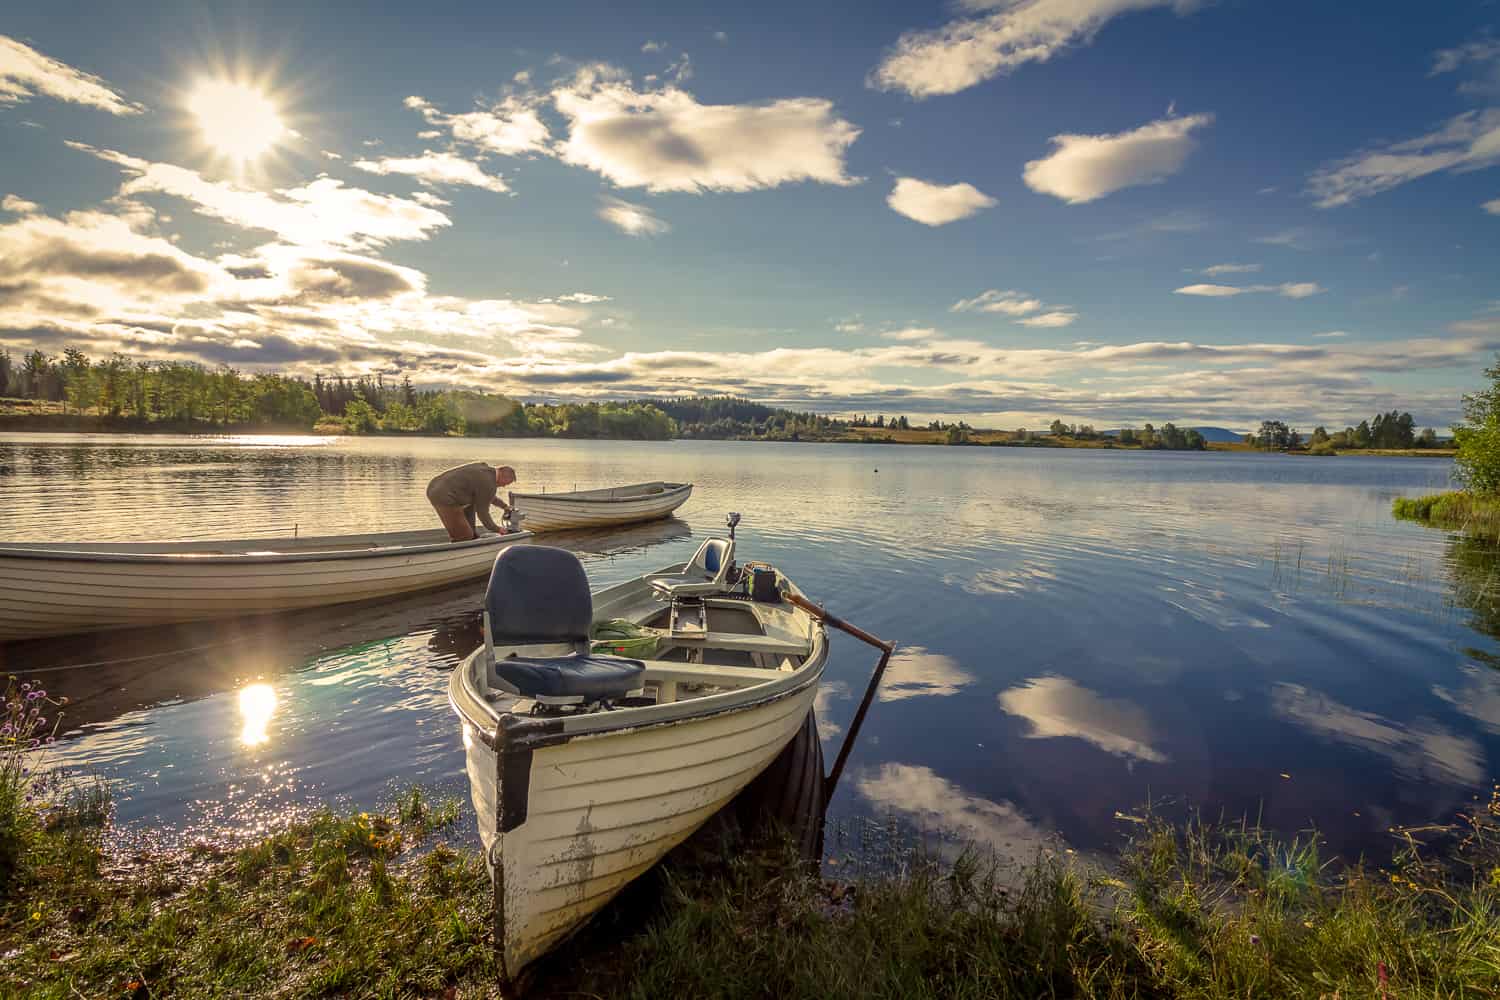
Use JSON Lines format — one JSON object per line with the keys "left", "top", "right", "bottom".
{"left": 0, "top": 528, "right": 532, "bottom": 641}
{"left": 449, "top": 526, "right": 826, "bottom": 983}
{"left": 508, "top": 481, "right": 692, "bottom": 532}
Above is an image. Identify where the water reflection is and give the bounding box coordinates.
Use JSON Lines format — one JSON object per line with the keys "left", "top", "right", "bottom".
{"left": 855, "top": 762, "right": 1055, "bottom": 865}
{"left": 3, "top": 435, "right": 1490, "bottom": 864}
{"left": 1270, "top": 682, "right": 1485, "bottom": 786}
{"left": 238, "top": 684, "right": 278, "bottom": 746}
{"left": 998, "top": 676, "right": 1169, "bottom": 764}
{"left": 877, "top": 646, "right": 974, "bottom": 702}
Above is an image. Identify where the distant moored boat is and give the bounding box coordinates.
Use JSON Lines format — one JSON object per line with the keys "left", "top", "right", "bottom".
{"left": 508, "top": 481, "right": 692, "bottom": 532}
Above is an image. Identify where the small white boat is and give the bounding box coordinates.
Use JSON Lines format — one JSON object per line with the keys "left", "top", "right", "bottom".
{"left": 508, "top": 481, "right": 692, "bottom": 532}
{"left": 0, "top": 527, "right": 533, "bottom": 642}
{"left": 449, "top": 523, "right": 827, "bottom": 983}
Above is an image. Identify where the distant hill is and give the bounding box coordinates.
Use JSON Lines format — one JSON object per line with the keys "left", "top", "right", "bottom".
{"left": 1189, "top": 427, "right": 1247, "bottom": 443}
{"left": 1101, "top": 426, "right": 1246, "bottom": 443}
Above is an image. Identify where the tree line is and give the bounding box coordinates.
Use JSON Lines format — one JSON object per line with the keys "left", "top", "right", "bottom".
{"left": 0, "top": 348, "right": 865, "bottom": 441}
{"left": 1251, "top": 411, "right": 1440, "bottom": 453}
{"left": 1046, "top": 420, "right": 1207, "bottom": 450}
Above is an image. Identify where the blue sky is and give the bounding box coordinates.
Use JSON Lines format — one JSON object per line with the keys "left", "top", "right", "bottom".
{"left": 1, "top": 0, "right": 1497, "bottom": 430}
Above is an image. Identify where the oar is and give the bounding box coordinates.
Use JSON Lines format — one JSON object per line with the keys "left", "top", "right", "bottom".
{"left": 782, "top": 592, "right": 895, "bottom": 808}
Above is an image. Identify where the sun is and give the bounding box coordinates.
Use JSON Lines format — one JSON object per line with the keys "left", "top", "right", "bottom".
{"left": 188, "top": 79, "right": 285, "bottom": 163}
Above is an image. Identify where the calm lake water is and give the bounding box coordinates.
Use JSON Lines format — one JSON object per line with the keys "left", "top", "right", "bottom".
{"left": 3, "top": 433, "right": 1495, "bottom": 864}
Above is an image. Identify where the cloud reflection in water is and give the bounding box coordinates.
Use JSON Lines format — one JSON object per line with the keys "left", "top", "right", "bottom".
{"left": 998, "top": 676, "right": 1168, "bottom": 764}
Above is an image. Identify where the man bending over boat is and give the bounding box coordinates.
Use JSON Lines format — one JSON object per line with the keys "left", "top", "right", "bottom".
{"left": 427, "top": 462, "right": 517, "bottom": 541}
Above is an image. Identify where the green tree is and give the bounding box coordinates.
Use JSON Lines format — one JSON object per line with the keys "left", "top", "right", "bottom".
{"left": 1454, "top": 356, "right": 1500, "bottom": 495}
{"left": 343, "top": 396, "right": 379, "bottom": 434}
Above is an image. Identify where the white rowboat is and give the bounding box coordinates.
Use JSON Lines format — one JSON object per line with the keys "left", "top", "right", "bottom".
{"left": 0, "top": 528, "right": 533, "bottom": 642}
{"left": 508, "top": 481, "right": 691, "bottom": 532}
{"left": 449, "top": 535, "right": 826, "bottom": 983}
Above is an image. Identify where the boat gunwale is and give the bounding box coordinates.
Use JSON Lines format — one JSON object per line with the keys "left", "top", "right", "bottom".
{"left": 508, "top": 482, "right": 691, "bottom": 505}
{"left": 0, "top": 529, "right": 534, "bottom": 566}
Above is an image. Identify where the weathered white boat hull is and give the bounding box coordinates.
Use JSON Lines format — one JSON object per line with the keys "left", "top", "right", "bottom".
{"left": 0, "top": 528, "right": 531, "bottom": 641}
{"left": 462, "top": 677, "right": 819, "bottom": 972}
{"left": 509, "top": 481, "right": 691, "bottom": 532}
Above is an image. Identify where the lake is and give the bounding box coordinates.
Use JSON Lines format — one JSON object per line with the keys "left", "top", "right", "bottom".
{"left": 2, "top": 432, "right": 1493, "bottom": 864}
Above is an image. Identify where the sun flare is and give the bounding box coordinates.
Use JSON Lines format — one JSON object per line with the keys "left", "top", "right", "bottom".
{"left": 189, "top": 79, "right": 285, "bottom": 163}
{"left": 238, "top": 682, "right": 278, "bottom": 746}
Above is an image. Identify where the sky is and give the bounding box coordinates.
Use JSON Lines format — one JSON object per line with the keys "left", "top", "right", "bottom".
{"left": 1, "top": 0, "right": 1498, "bottom": 432}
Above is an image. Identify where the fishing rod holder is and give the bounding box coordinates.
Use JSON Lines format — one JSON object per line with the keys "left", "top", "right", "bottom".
{"left": 726, "top": 511, "right": 741, "bottom": 539}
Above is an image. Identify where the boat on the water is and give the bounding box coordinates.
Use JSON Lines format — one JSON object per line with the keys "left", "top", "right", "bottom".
{"left": 0, "top": 527, "right": 532, "bottom": 642}
{"left": 449, "top": 519, "right": 827, "bottom": 982}
{"left": 508, "top": 480, "right": 691, "bottom": 532}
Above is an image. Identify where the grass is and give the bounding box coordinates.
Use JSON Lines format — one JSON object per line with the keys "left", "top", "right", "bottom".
{"left": 4, "top": 775, "right": 1499, "bottom": 998}
{"left": 1395, "top": 491, "right": 1500, "bottom": 538}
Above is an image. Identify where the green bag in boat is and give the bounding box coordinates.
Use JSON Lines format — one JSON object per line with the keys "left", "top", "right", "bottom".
{"left": 590, "top": 619, "right": 661, "bottom": 658}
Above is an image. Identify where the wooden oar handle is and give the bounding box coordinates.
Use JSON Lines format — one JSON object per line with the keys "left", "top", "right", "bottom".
{"left": 783, "top": 592, "right": 894, "bottom": 652}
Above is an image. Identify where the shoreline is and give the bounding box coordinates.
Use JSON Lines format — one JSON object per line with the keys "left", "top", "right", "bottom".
{"left": 0, "top": 418, "right": 1457, "bottom": 457}
{"left": 5, "top": 785, "right": 1497, "bottom": 998}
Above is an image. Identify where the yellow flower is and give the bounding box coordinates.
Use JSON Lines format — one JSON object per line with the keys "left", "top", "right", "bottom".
{"left": 30, "top": 910, "right": 40, "bottom": 921}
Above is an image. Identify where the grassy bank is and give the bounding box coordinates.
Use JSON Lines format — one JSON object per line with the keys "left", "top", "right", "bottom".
{"left": 1394, "top": 491, "right": 1500, "bottom": 537}
{"left": 6, "top": 774, "right": 1499, "bottom": 997}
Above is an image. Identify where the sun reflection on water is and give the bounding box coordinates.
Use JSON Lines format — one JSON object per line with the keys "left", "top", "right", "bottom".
{"left": 238, "top": 683, "right": 278, "bottom": 746}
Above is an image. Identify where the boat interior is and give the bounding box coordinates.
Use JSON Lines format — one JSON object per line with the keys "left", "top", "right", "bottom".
{"left": 474, "top": 539, "right": 816, "bottom": 717}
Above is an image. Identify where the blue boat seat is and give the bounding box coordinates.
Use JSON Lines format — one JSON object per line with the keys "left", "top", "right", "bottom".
{"left": 650, "top": 536, "right": 735, "bottom": 599}
{"left": 484, "top": 544, "right": 644, "bottom": 704}
{"left": 495, "top": 653, "right": 644, "bottom": 702}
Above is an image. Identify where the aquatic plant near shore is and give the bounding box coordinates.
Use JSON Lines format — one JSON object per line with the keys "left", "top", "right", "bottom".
{"left": 0, "top": 676, "right": 68, "bottom": 896}
{"left": 1394, "top": 491, "right": 1500, "bottom": 538}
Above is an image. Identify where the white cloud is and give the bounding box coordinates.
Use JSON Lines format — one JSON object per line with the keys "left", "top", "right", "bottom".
{"left": 879, "top": 647, "right": 975, "bottom": 702}
{"left": 2, "top": 194, "right": 40, "bottom": 214}
{"left": 320, "top": 150, "right": 343, "bottom": 161}
{"left": 952, "top": 289, "right": 1076, "bottom": 326}
{"left": 1313, "top": 330, "right": 1349, "bottom": 338}
{"left": 641, "top": 40, "right": 667, "bottom": 53}
{"left": 998, "top": 675, "right": 1168, "bottom": 763}
{"left": 73, "top": 143, "right": 451, "bottom": 249}
{"left": 870, "top": 0, "right": 1195, "bottom": 99}
{"left": 887, "top": 177, "right": 996, "bottom": 225}
{"left": 1023, "top": 112, "right": 1213, "bottom": 204}
{"left": 597, "top": 196, "right": 669, "bottom": 236}
{"left": 554, "top": 74, "right": 860, "bottom": 193}
{"left": 1430, "top": 36, "right": 1500, "bottom": 97}
{"left": 1201, "top": 262, "right": 1260, "bottom": 277}
{"left": 1272, "top": 683, "right": 1483, "bottom": 786}
{"left": 952, "top": 289, "right": 1043, "bottom": 315}
{"left": 1174, "top": 281, "right": 1324, "bottom": 299}
{"left": 1278, "top": 281, "right": 1324, "bottom": 299}
{"left": 353, "top": 150, "right": 510, "bottom": 193}
{"left": 555, "top": 292, "right": 611, "bottom": 303}
{"left": 880, "top": 326, "right": 939, "bottom": 341}
{"left": 1485, "top": 197, "right": 1500, "bottom": 215}
{"left": 0, "top": 35, "right": 142, "bottom": 114}
{"left": 856, "top": 763, "right": 1055, "bottom": 863}
{"left": 713, "top": 31, "right": 729, "bottom": 44}
{"left": 1308, "top": 109, "right": 1500, "bottom": 208}
{"left": 403, "top": 94, "right": 552, "bottom": 157}
{"left": 1018, "top": 310, "right": 1078, "bottom": 327}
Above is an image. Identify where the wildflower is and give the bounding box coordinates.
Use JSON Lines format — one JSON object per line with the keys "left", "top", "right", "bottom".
{"left": 1249, "top": 933, "right": 1262, "bottom": 946}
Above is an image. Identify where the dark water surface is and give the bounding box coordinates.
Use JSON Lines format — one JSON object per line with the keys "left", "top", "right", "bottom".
{"left": 3, "top": 433, "right": 1496, "bottom": 863}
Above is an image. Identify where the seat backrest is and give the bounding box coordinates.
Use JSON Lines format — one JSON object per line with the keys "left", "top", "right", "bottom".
{"left": 690, "top": 537, "right": 733, "bottom": 579}
{"left": 485, "top": 545, "right": 592, "bottom": 644}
